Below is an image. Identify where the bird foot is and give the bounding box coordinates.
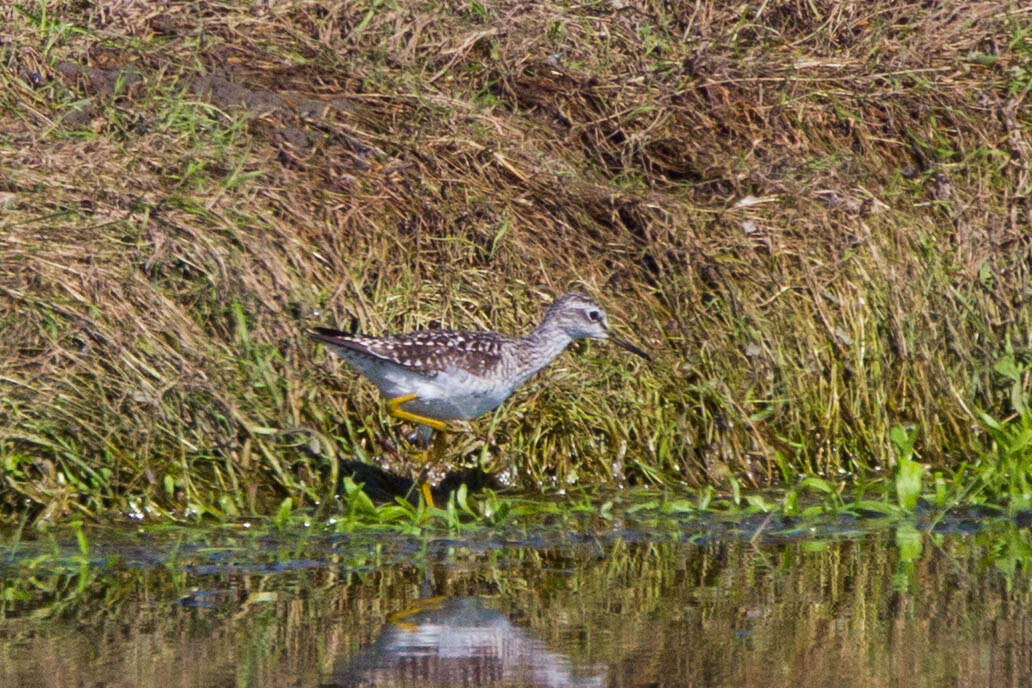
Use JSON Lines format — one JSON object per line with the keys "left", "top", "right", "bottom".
{"left": 387, "top": 393, "right": 449, "bottom": 431}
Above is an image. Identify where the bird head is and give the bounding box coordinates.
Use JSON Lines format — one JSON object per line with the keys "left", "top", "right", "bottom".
{"left": 545, "top": 292, "right": 650, "bottom": 361}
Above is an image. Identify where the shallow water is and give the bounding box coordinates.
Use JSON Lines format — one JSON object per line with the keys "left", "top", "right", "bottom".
{"left": 1, "top": 512, "right": 1030, "bottom": 687}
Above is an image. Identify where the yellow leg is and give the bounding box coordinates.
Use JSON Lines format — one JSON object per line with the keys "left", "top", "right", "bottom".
{"left": 413, "top": 416, "right": 452, "bottom": 508}
{"left": 387, "top": 393, "right": 448, "bottom": 431}
{"left": 389, "top": 596, "right": 446, "bottom": 630}
{"left": 386, "top": 394, "right": 452, "bottom": 508}
{"left": 421, "top": 482, "right": 435, "bottom": 508}
{"left": 418, "top": 432, "right": 449, "bottom": 508}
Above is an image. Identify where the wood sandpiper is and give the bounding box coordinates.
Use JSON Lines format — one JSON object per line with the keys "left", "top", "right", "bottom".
{"left": 310, "top": 291, "right": 650, "bottom": 504}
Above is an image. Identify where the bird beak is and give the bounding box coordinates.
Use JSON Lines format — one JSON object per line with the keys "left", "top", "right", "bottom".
{"left": 610, "top": 335, "right": 651, "bottom": 362}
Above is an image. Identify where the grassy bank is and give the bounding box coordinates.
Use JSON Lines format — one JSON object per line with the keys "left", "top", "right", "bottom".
{"left": 1, "top": 0, "right": 1030, "bottom": 523}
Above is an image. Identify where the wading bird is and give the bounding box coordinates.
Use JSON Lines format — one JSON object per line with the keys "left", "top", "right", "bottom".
{"left": 310, "top": 291, "right": 650, "bottom": 504}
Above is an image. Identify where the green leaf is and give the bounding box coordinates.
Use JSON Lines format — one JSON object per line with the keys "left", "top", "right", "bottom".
{"left": 850, "top": 499, "right": 899, "bottom": 516}
{"left": 455, "top": 483, "right": 475, "bottom": 516}
{"left": 661, "top": 499, "right": 695, "bottom": 514}
{"left": 798, "top": 476, "right": 833, "bottom": 494}
{"left": 745, "top": 494, "right": 770, "bottom": 512}
{"left": 273, "top": 497, "right": 293, "bottom": 526}
{"left": 895, "top": 523, "right": 923, "bottom": 563}
{"left": 994, "top": 355, "right": 1022, "bottom": 382}
{"left": 895, "top": 457, "right": 924, "bottom": 510}
{"left": 890, "top": 425, "right": 916, "bottom": 460}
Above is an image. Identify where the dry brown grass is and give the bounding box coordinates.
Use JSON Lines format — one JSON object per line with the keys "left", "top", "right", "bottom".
{"left": 0, "top": 0, "right": 1030, "bottom": 522}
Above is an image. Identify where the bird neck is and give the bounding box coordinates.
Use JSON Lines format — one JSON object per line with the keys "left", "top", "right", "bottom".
{"left": 513, "top": 318, "right": 574, "bottom": 383}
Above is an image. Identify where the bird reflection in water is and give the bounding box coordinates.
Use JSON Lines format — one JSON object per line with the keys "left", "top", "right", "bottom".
{"left": 324, "top": 597, "right": 604, "bottom": 688}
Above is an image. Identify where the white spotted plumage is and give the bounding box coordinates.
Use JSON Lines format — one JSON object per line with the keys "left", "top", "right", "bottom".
{"left": 310, "top": 291, "right": 649, "bottom": 436}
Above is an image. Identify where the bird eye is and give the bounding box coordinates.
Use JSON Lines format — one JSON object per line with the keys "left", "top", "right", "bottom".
{"left": 588, "top": 310, "right": 602, "bottom": 322}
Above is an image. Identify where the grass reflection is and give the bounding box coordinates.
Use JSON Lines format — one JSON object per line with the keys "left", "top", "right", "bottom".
{"left": 0, "top": 519, "right": 1030, "bottom": 687}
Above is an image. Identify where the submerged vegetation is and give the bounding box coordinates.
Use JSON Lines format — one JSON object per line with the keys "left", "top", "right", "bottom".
{"left": 0, "top": 1, "right": 1030, "bottom": 524}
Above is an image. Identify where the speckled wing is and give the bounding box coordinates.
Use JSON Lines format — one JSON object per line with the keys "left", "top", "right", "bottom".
{"left": 309, "top": 327, "right": 507, "bottom": 377}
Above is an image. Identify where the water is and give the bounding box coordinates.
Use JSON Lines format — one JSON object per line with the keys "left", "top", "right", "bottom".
{"left": 1, "top": 514, "right": 1030, "bottom": 687}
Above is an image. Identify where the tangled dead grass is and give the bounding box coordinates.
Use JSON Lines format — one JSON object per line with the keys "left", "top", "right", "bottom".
{"left": 0, "top": 0, "right": 1030, "bottom": 522}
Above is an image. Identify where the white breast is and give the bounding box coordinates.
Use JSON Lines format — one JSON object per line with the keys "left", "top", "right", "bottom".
{"left": 398, "top": 367, "right": 516, "bottom": 421}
